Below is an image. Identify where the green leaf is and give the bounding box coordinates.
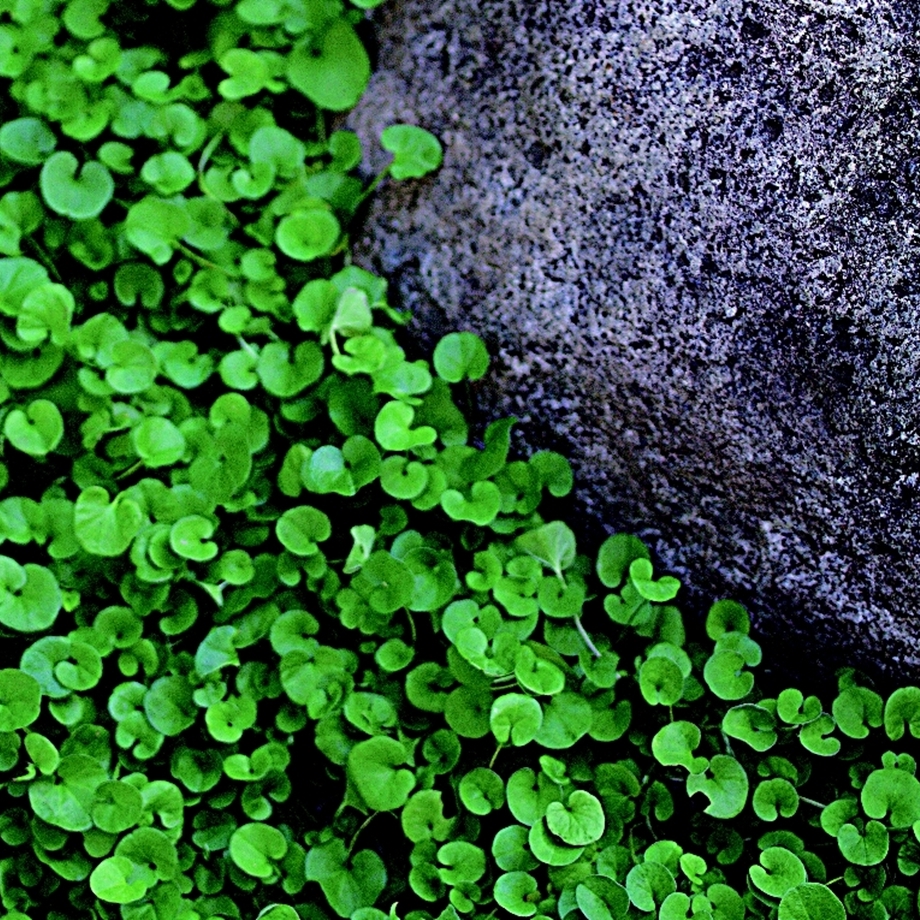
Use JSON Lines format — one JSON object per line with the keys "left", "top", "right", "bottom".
{"left": 276, "top": 505, "right": 331, "bottom": 556}
{"left": 375, "top": 400, "right": 437, "bottom": 451}
{"left": 140, "top": 151, "right": 195, "bottom": 195}
{"left": 492, "top": 825, "right": 539, "bottom": 873}
{"left": 515, "top": 521, "right": 576, "bottom": 579}
{"left": 0, "top": 117, "right": 57, "bottom": 165}
{"left": 832, "top": 686, "right": 883, "bottom": 739}
{"left": 440, "top": 481, "right": 502, "bottom": 526}
{"left": 535, "top": 691, "right": 592, "bottom": 749}
{"left": 90, "top": 855, "right": 152, "bottom": 904}
{"left": 703, "top": 649, "right": 753, "bottom": 701}
{"left": 749, "top": 847, "right": 806, "bottom": 898}
{"left": 777, "top": 688, "right": 822, "bottom": 725}
{"left": 686, "top": 755, "right": 748, "bottom": 819}
{"left": 722, "top": 703, "right": 777, "bottom": 752}
{"left": 576, "top": 876, "right": 630, "bottom": 920}
{"left": 74, "top": 487, "right": 144, "bottom": 557}
{"left": 305, "top": 838, "right": 387, "bottom": 918}
{"left": 459, "top": 767, "right": 505, "bottom": 815}
{"left": 4, "top": 399, "right": 64, "bottom": 456}
{"left": 229, "top": 822, "right": 288, "bottom": 879}
{"left": 351, "top": 550, "right": 413, "bottom": 614}
{"left": 640, "top": 656, "right": 684, "bottom": 706}
{"left": 401, "top": 789, "right": 454, "bottom": 842}
{"left": 491, "top": 693, "right": 543, "bottom": 746}
{"left": 375, "top": 638, "right": 414, "bottom": 672}
{"left": 0, "top": 669, "right": 40, "bottom": 730}
{"left": 219, "top": 47, "right": 271, "bottom": 99}
{"left": 514, "top": 645, "right": 565, "bottom": 696}
{"left": 29, "top": 753, "right": 107, "bottom": 831}
{"left": 705, "top": 599, "right": 750, "bottom": 639}
{"left": 195, "top": 626, "right": 240, "bottom": 677}
{"left": 0, "top": 557, "right": 61, "bottom": 631}
{"left": 276, "top": 209, "right": 341, "bottom": 261}
{"left": 92, "top": 780, "right": 143, "bottom": 834}
{"left": 862, "top": 767, "right": 920, "bottom": 828}
{"left": 494, "top": 871, "right": 539, "bottom": 917}
{"left": 381, "top": 125, "right": 444, "bottom": 179}
{"left": 144, "top": 675, "right": 196, "bottom": 737}
{"left": 125, "top": 196, "right": 192, "bottom": 265}
{"left": 39, "top": 151, "right": 113, "bottom": 219}
{"left": 545, "top": 790, "right": 605, "bottom": 845}
{"left": 885, "top": 686, "right": 920, "bottom": 740}
{"left": 625, "top": 862, "right": 675, "bottom": 912}
{"left": 628, "top": 558, "right": 680, "bottom": 602}
{"left": 169, "top": 514, "right": 218, "bottom": 562}
{"left": 433, "top": 332, "right": 489, "bottom": 382}
{"left": 438, "top": 840, "right": 486, "bottom": 885}
{"left": 596, "top": 534, "right": 650, "bottom": 587}
{"left": 24, "top": 731, "right": 59, "bottom": 775}
{"left": 132, "top": 417, "right": 186, "bottom": 467}
{"left": 836, "top": 820, "right": 888, "bottom": 865}
{"left": 753, "top": 779, "right": 799, "bottom": 822}
{"left": 287, "top": 19, "right": 370, "bottom": 111}
{"left": 348, "top": 736, "right": 416, "bottom": 811}
{"left": 778, "top": 884, "right": 846, "bottom": 920}
{"left": 799, "top": 714, "right": 839, "bottom": 756}
{"left": 651, "top": 721, "right": 708, "bottom": 774}
{"left": 206, "top": 695, "right": 257, "bottom": 743}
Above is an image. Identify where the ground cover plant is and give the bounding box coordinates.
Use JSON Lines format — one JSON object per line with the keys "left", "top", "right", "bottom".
{"left": 0, "top": 1, "right": 917, "bottom": 920}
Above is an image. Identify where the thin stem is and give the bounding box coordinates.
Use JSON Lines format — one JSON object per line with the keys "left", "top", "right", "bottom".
{"left": 354, "top": 166, "right": 391, "bottom": 208}
{"left": 799, "top": 796, "right": 828, "bottom": 809}
{"left": 405, "top": 608, "right": 417, "bottom": 645}
{"left": 197, "top": 131, "right": 224, "bottom": 175}
{"left": 574, "top": 615, "right": 602, "bottom": 658}
{"left": 344, "top": 812, "right": 377, "bottom": 860}
{"left": 23, "top": 234, "right": 63, "bottom": 282}
{"left": 176, "top": 241, "right": 231, "bottom": 274}
{"left": 489, "top": 743, "right": 503, "bottom": 769}
{"left": 237, "top": 335, "right": 258, "bottom": 358}
{"left": 115, "top": 459, "right": 143, "bottom": 480}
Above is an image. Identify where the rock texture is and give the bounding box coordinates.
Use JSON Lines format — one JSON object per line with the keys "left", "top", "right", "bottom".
{"left": 349, "top": 0, "right": 920, "bottom": 682}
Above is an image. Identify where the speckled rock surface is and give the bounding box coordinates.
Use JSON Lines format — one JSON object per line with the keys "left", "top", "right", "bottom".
{"left": 349, "top": 0, "right": 920, "bottom": 681}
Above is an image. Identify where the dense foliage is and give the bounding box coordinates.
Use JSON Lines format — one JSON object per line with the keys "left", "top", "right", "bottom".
{"left": 0, "top": 2, "right": 916, "bottom": 920}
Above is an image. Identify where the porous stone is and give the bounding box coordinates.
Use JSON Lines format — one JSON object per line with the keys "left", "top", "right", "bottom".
{"left": 349, "top": 0, "right": 920, "bottom": 681}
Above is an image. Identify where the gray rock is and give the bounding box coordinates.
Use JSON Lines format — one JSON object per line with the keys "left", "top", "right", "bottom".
{"left": 349, "top": 0, "right": 920, "bottom": 681}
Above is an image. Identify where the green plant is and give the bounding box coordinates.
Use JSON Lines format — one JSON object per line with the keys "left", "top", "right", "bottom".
{"left": 0, "top": 2, "right": 913, "bottom": 920}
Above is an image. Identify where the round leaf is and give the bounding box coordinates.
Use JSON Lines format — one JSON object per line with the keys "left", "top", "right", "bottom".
{"left": 4, "top": 399, "right": 64, "bottom": 456}
{"left": 286, "top": 19, "right": 370, "bottom": 111}
{"left": 347, "top": 736, "right": 416, "bottom": 811}
{"left": 39, "top": 151, "right": 113, "bottom": 219}
{"left": 229, "top": 822, "right": 288, "bottom": 879}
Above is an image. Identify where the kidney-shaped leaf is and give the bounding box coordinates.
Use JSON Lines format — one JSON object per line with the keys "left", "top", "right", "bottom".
{"left": 89, "top": 855, "right": 152, "bottom": 904}
{"left": 861, "top": 767, "right": 920, "bottom": 828}
{"left": 0, "top": 556, "right": 61, "bottom": 632}
{"left": 286, "top": 19, "right": 370, "bottom": 111}
{"left": 545, "top": 790, "right": 605, "bottom": 846}
{"left": 347, "top": 736, "right": 416, "bottom": 811}
{"left": 230, "top": 822, "right": 288, "bottom": 878}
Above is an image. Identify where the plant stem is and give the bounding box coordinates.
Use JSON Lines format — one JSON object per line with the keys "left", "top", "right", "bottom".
{"left": 177, "top": 241, "right": 231, "bottom": 274}
{"left": 405, "top": 609, "right": 417, "bottom": 645}
{"left": 489, "top": 743, "right": 503, "bottom": 769}
{"left": 345, "top": 812, "right": 377, "bottom": 860}
{"left": 23, "top": 234, "right": 63, "bottom": 282}
{"left": 799, "top": 796, "right": 827, "bottom": 809}
{"left": 574, "top": 615, "right": 602, "bottom": 658}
